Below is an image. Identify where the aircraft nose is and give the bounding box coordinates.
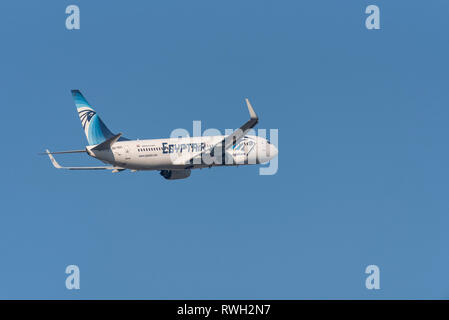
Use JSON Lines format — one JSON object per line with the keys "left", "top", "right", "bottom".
{"left": 269, "top": 144, "right": 278, "bottom": 158}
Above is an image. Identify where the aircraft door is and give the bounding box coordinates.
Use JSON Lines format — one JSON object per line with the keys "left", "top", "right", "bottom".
{"left": 123, "top": 145, "right": 131, "bottom": 161}
{"left": 114, "top": 144, "right": 132, "bottom": 163}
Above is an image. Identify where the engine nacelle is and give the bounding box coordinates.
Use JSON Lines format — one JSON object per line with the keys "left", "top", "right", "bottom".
{"left": 231, "top": 153, "right": 248, "bottom": 165}
{"left": 160, "top": 169, "right": 191, "bottom": 180}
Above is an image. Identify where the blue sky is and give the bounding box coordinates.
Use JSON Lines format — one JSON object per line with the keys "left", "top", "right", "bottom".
{"left": 0, "top": 0, "right": 448, "bottom": 299}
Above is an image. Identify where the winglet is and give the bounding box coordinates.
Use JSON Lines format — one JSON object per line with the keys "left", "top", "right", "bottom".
{"left": 245, "top": 98, "right": 258, "bottom": 120}
{"left": 46, "top": 149, "right": 62, "bottom": 169}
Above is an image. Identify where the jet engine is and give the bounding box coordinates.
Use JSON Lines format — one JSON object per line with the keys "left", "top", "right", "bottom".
{"left": 160, "top": 169, "right": 191, "bottom": 180}
{"left": 231, "top": 153, "right": 248, "bottom": 165}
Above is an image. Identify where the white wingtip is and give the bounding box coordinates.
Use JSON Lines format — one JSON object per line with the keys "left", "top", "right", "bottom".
{"left": 46, "top": 149, "right": 62, "bottom": 169}
{"left": 245, "top": 98, "right": 258, "bottom": 120}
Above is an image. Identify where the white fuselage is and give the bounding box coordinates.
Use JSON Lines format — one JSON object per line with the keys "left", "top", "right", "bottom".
{"left": 87, "top": 135, "right": 278, "bottom": 171}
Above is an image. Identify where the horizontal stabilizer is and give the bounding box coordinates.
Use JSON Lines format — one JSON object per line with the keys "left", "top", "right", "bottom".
{"left": 45, "top": 149, "right": 124, "bottom": 171}
{"left": 38, "top": 149, "right": 86, "bottom": 155}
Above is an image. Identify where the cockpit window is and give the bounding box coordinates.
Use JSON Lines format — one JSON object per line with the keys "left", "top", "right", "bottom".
{"left": 267, "top": 140, "right": 271, "bottom": 144}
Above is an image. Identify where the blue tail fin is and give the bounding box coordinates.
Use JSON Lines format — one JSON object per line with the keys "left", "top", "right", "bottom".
{"left": 71, "top": 90, "right": 116, "bottom": 145}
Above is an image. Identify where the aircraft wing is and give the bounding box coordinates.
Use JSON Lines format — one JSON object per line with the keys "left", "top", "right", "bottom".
{"left": 45, "top": 149, "right": 125, "bottom": 172}
{"left": 174, "top": 99, "right": 258, "bottom": 165}
{"left": 218, "top": 98, "right": 258, "bottom": 150}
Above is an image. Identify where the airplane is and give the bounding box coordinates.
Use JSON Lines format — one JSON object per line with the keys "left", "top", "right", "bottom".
{"left": 42, "top": 90, "right": 278, "bottom": 180}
